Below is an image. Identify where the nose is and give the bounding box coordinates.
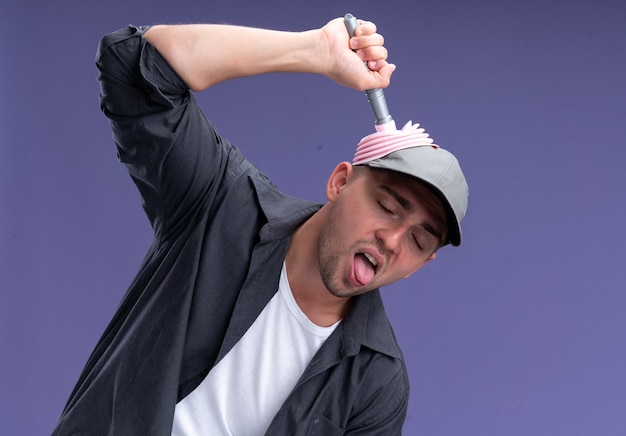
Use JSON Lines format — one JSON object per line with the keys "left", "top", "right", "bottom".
{"left": 375, "top": 225, "right": 404, "bottom": 255}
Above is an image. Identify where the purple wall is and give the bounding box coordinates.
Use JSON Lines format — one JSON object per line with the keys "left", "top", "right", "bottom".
{"left": 2, "top": 0, "right": 625, "bottom": 434}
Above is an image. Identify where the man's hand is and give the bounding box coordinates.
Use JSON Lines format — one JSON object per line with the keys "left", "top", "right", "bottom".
{"left": 319, "top": 17, "right": 396, "bottom": 91}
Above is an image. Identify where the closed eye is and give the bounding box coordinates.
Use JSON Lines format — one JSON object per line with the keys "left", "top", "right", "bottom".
{"left": 378, "top": 201, "right": 393, "bottom": 215}
{"left": 412, "top": 233, "right": 424, "bottom": 251}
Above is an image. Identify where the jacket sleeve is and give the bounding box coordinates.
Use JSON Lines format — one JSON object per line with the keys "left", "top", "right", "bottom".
{"left": 96, "top": 25, "right": 231, "bottom": 241}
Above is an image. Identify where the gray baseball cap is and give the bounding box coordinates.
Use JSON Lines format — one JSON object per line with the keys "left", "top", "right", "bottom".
{"left": 358, "top": 145, "right": 469, "bottom": 247}
{"left": 352, "top": 120, "right": 469, "bottom": 246}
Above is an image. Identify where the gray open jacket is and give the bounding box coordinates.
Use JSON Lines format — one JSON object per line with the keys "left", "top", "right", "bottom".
{"left": 52, "top": 25, "right": 409, "bottom": 435}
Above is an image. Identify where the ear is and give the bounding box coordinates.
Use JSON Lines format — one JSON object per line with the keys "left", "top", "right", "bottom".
{"left": 326, "top": 162, "right": 353, "bottom": 202}
{"left": 403, "top": 252, "right": 437, "bottom": 279}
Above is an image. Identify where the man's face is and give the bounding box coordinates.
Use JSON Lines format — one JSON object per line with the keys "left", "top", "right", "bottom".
{"left": 318, "top": 165, "right": 448, "bottom": 298}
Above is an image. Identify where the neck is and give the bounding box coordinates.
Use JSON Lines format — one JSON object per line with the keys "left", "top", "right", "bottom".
{"left": 285, "top": 207, "right": 351, "bottom": 327}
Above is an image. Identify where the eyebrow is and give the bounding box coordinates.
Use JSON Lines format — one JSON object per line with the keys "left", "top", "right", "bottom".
{"left": 379, "top": 184, "right": 445, "bottom": 244}
{"left": 380, "top": 185, "right": 412, "bottom": 211}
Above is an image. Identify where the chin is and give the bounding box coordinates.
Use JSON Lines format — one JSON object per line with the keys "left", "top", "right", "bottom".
{"left": 326, "top": 283, "right": 374, "bottom": 299}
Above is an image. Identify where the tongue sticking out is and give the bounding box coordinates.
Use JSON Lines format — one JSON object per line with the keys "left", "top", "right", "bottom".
{"left": 354, "top": 253, "right": 376, "bottom": 286}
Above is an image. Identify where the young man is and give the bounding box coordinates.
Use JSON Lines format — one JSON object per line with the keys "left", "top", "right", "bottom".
{"left": 53, "top": 16, "right": 468, "bottom": 435}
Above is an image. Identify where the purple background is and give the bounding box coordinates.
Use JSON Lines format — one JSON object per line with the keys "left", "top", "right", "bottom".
{"left": 2, "top": 0, "right": 625, "bottom": 434}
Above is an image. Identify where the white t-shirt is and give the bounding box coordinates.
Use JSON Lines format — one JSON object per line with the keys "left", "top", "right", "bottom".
{"left": 171, "top": 263, "right": 340, "bottom": 435}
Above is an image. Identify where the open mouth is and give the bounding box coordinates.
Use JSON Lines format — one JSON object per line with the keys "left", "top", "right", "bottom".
{"left": 354, "top": 252, "right": 378, "bottom": 286}
{"left": 362, "top": 252, "right": 378, "bottom": 270}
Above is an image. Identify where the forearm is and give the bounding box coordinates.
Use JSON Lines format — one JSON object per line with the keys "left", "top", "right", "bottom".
{"left": 144, "top": 18, "right": 395, "bottom": 93}
{"left": 144, "top": 24, "right": 325, "bottom": 91}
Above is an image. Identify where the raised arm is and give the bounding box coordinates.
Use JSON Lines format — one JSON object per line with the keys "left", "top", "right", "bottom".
{"left": 143, "top": 17, "right": 396, "bottom": 92}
